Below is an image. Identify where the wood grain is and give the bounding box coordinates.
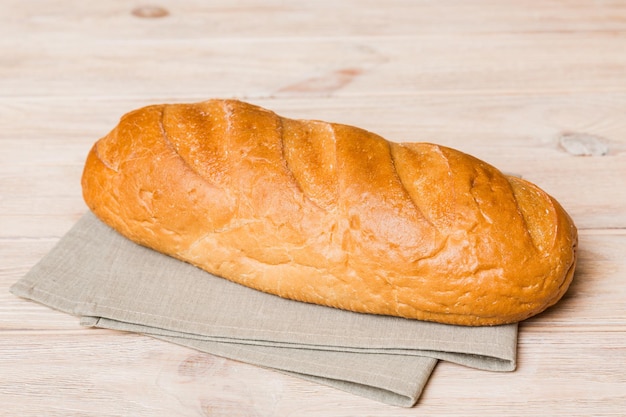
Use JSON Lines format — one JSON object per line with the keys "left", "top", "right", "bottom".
{"left": 2, "top": 34, "right": 626, "bottom": 98}
{"left": 3, "top": 0, "right": 626, "bottom": 40}
{"left": 2, "top": 0, "right": 625, "bottom": 415}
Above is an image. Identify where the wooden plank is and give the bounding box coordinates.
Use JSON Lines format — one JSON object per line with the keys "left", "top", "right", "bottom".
{"left": 5, "top": 95, "right": 626, "bottom": 147}
{"left": 1, "top": 33, "right": 626, "bottom": 98}
{"left": 1, "top": 330, "right": 624, "bottom": 416}
{"left": 2, "top": 0, "right": 626, "bottom": 42}
{"left": 419, "top": 330, "right": 626, "bottom": 415}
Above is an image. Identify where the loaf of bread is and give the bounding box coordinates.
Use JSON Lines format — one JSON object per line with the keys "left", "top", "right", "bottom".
{"left": 81, "top": 99, "right": 577, "bottom": 326}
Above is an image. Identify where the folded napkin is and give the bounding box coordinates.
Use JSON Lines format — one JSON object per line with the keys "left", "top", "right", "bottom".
{"left": 10, "top": 212, "right": 517, "bottom": 407}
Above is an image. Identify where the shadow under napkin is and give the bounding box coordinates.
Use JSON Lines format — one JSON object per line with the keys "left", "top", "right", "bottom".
{"left": 10, "top": 212, "right": 517, "bottom": 407}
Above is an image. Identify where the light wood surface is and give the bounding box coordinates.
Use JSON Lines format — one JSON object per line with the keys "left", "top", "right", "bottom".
{"left": 2, "top": 1, "right": 625, "bottom": 415}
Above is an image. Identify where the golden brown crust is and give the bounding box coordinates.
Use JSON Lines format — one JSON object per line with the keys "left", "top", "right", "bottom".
{"left": 81, "top": 99, "right": 578, "bottom": 326}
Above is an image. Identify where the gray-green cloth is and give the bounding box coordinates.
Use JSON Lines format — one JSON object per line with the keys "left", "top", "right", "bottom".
{"left": 10, "top": 212, "right": 517, "bottom": 407}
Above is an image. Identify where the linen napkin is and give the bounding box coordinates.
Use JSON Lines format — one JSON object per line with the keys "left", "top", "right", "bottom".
{"left": 10, "top": 212, "right": 518, "bottom": 407}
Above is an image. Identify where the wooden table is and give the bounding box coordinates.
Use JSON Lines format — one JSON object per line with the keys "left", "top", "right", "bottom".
{"left": 2, "top": 1, "right": 625, "bottom": 415}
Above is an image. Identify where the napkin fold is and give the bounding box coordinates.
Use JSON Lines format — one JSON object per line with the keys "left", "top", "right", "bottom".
{"left": 10, "top": 212, "right": 517, "bottom": 407}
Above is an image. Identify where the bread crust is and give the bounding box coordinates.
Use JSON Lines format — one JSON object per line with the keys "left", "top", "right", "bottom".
{"left": 81, "top": 99, "right": 577, "bottom": 325}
